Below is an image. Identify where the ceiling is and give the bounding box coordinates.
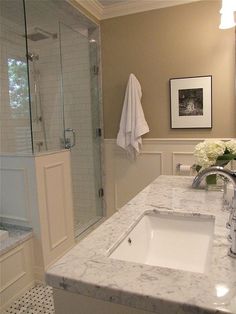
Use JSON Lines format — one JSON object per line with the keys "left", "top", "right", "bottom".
{"left": 75, "top": 0, "right": 202, "bottom": 20}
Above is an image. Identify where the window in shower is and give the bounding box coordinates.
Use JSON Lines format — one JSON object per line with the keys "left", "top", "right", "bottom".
{"left": 7, "top": 58, "right": 29, "bottom": 118}
{"left": 0, "top": 0, "right": 33, "bottom": 154}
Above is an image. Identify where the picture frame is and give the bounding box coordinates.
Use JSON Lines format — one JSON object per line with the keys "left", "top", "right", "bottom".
{"left": 169, "top": 75, "right": 212, "bottom": 129}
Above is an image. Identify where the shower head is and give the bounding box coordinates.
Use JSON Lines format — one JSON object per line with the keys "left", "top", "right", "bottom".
{"left": 26, "top": 27, "right": 57, "bottom": 41}
{"left": 27, "top": 32, "right": 49, "bottom": 41}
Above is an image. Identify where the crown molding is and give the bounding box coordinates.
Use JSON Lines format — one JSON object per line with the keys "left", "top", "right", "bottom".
{"left": 74, "top": 0, "right": 103, "bottom": 20}
{"left": 74, "top": 0, "right": 201, "bottom": 20}
{"left": 102, "top": 0, "right": 201, "bottom": 19}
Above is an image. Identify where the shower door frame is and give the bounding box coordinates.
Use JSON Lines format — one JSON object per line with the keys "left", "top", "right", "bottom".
{"left": 59, "top": 21, "right": 105, "bottom": 237}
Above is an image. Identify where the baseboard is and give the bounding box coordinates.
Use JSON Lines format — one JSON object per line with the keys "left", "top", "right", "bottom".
{"left": 34, "top": 266, "right": 45, "bottom": 283}
{"left": 0, "top": 280, "right": 35, "bottom": 312}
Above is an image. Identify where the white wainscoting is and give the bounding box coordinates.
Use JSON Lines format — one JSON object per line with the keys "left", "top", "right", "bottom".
{"left": 35, "top": 151, "right": 74, "bottom": 269}
{"left": 104, "top": 138, "right": 236, "bottom": 215}
{"left": 0, "top": 156, "right": 38, "bottom": 227}
{"left": 0, "top": 238, "right": 34, "bottom": 311}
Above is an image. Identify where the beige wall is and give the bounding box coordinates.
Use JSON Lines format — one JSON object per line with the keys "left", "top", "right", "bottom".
{"left": 101, "top": 0, "right": 235, "bottom": 139}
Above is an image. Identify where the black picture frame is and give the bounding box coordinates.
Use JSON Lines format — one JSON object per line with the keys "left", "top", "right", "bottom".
{"left": 170, "top": 75, "right": 212, "bottom": 129}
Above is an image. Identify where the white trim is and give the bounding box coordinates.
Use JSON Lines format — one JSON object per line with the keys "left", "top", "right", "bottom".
{"left": 72, "top": 0, "right": 103, "bottom": 20}
{"left": 102, "top": 0, "right": 201, "bottom": 19}
{"left": 104, "top": 138, "right": 235, "bottom": 145}
{"left": 143, "top": 138, "right": 236, "bottom": 141}
{"left": 73, "top": 0, "right": 202, "bottom": 20}
{"left": 0, "top": 149, "right": 68, "bottom": 158}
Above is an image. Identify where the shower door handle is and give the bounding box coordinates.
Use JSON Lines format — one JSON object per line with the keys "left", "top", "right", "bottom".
{"left": 64, "top": 128, "right": 76, "bottom": 149}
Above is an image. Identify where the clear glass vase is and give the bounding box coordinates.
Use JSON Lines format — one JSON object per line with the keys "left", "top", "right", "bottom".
{"left": 205, "top": 174, "right": 224, "bottom": 191}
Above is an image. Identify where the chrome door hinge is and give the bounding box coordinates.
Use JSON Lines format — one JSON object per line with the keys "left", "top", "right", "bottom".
{"left": 93, "top": 65, "right": 99, "bottom": 75}
{"left": 96, "top": 128, "right": 102, "bottom": 137}
{"left": 98, "top": 188, "right": 104, "bottom": 198}
{"left": 64, "top": 128, "right": 76, "bottom": 149}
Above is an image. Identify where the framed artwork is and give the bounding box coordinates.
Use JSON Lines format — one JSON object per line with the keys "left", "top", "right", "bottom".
{"left": 169, "top": 75, "right": 212, "bottom": 129}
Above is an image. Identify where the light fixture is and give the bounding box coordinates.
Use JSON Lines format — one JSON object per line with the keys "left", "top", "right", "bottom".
{"left": 219, "top": 0, "right": 236, "bottom": 29}
{"left": 219, "top": 10, "right": 236, "bottom": 29}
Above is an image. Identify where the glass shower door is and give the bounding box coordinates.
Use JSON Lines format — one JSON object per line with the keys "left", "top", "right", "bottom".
{"left": 59, "top": 22, "right": 103, "bottom": 236}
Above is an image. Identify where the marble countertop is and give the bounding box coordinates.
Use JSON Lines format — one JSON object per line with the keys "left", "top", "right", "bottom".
{"left": 0, "top": 223, "right": 33, "bottom": 256}
{"left": 46, "top": 176, "right": 236, "bottom": 314}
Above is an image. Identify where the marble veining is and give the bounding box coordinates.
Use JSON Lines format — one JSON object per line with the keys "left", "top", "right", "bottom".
{"left": 46, "top": 176, "right": 236, "bottom": 314}
{"left": 0, "top": 223, "right": 33, "bottom": 255}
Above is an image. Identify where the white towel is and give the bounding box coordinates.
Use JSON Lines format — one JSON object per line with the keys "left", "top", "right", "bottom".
{"left": 117, "top": 73, "right": 149, "bottom": 157}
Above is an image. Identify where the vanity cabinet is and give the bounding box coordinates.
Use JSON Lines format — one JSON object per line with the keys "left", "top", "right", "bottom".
{"left": 53, "top": 288, "right": 153, "bottom": 314}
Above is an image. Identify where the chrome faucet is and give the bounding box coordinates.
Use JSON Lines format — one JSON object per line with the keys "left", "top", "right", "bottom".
{"left": 192, "top": 166, "right": 236, "bottom": 258}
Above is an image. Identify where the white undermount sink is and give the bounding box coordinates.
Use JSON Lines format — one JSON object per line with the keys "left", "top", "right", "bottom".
{"left": 109, "top": 211, "right": 215, "bottom": 274}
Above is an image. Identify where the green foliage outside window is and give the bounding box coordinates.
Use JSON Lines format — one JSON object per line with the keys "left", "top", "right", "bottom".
{"left": 8, "top": 58, "right": 30, "bottom": 117}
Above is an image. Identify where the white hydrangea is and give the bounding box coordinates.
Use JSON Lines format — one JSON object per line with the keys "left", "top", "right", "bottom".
{"left": 194, "top": 142, "right": 211, "bottom": 168}
{"left": 226, "top": 140, "right": 236, "bottom": 154}
{"left": 204, "top": 140, "right": 226, "bottom": 159}
{"left": 194, "top": 140, "right": 226, "bottom": 169}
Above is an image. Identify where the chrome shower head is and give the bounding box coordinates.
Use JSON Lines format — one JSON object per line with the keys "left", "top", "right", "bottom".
{"left": 26, "top": 27, "right": 57, "bottom": 41}
{"left": 27, "top": 32, "right": 49, "bottom": 41}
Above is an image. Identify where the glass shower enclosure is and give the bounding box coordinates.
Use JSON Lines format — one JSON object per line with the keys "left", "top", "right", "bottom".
{"left": 0, "top": 0, "right": 104, "bottom": 236}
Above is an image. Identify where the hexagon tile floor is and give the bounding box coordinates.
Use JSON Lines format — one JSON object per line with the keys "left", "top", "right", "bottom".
{"left": 3, "top": 284, "right": 55, "bottom": 314}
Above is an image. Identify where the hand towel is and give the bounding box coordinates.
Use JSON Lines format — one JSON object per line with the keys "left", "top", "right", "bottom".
{"left": 117, "top": 73, "right": 149, "bottom": 157}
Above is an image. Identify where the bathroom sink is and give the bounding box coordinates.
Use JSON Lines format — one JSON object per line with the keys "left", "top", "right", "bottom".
{"left": 109, "top": 211, "right": 215, "bottom": 273}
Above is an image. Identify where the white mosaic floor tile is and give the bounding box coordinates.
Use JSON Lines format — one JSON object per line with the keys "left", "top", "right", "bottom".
{"left": 4, "top": 284, "right": 55, "bottom": 314}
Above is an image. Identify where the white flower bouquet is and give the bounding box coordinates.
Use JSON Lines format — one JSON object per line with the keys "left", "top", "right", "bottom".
{"left": 194, "top": 139, "right": 236, "bottom": 172}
